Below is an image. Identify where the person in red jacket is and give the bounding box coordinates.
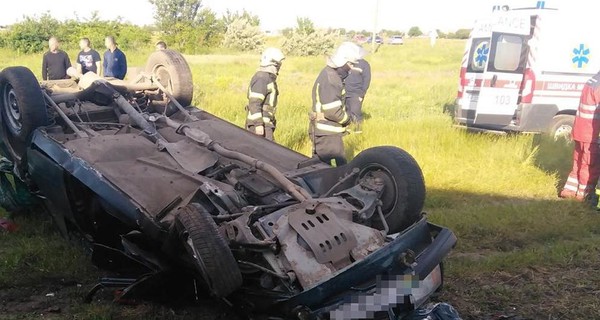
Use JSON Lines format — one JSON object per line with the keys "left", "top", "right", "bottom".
{"left": 560, "top": 71, "right": 600, "bottom": 204}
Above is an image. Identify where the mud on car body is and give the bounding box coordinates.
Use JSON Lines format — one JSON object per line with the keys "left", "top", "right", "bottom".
{"left": 0, "top": 50, "right": 456, "bottom": 319}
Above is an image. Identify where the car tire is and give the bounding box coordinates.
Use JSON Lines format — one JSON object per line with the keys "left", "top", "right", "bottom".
{"left": 349, "top": 146, "right": 425, "bottom": 233}
{"left": 175, "top": 203, "right": 242, "bottom": 298}
{"left": 548, "top": 114, "right": 575, "bottom": 141}
{"left": 0, "top": 67, "right": 48, "bottom": 164}
{"left": 145, "top": 49, "right": 194, "bottom": 116}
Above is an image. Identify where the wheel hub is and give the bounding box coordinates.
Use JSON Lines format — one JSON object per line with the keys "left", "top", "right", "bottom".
{"left": 554, "top": 124, "right": 572, "bottom": 141}
{"left": 4, "top": 86, "right": 22, "bottom": 134}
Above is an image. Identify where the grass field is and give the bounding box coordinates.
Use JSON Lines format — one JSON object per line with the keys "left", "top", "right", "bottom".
{"left": 2, "top": 38, "right": 600, "bottom": 319}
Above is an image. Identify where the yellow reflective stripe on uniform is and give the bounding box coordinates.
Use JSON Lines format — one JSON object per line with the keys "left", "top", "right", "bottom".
{"left": 322, "top": 100, "right": 343, "bottom": 110}
{"left": 316, "top": 123, "right": 346, "bottom": 133}
{"left": 247, "top": 112, "right": 262, "bottom": 120}
{"left": 263, "top": 117, "right": 272, "bottom": 123}
{"left": 315, "top": 83, "right": 322, "bottom": 112}
{"left": 338, "top": 112, "right": 349, "bottom": 124}
{"left": 249, "top": 92, "right": 265, "bottom": 100}
{"left": 267, "top": 82, "right": 276, "bottom": 106}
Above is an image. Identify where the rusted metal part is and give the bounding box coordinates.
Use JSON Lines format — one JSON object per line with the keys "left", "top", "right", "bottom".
{"left": 42, "top": 91, "right": 88, "bottom": 138}
{"left": 152, "top": 78, "right": 198, "bottom": 121}
{"left": 288, "top": 202, "right": 357, "bottom": 265}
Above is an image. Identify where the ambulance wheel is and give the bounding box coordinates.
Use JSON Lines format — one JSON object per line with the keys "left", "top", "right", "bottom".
{"left": 549, "top": 115, "right": 574, "bottom": 142}
{"left": 145, "top": 49, "right": 194, "bottom": 116}
{"left": 349, "top": 146, "right": 425, "bottom": 234}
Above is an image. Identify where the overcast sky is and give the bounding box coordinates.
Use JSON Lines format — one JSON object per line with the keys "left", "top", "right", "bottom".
{"left": 0, "top": 0, "right": 584, "bottom": 32}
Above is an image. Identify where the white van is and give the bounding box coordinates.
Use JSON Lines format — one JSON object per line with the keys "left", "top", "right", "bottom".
{"left": 455, "top": 4, "right": 600, "bottom": 138}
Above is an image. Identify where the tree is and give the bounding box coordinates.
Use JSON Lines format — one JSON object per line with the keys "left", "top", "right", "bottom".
{"left": 148, "top": 0, "right": 202, "bottom": 31}
{"left": 148, "top": 0, "right": 223, "bottom": 53}
{"left": 282, "top": 17, "right": 339, "bottom": 56}
{"left": 296, "top": 17, "right": 315, "bottom": 35}
{"left": 408, "top": 26, "right": 423, "bottom": 37}
{"left": 222, "top": 17, "right": 264, "bottom": 52}
{"left": 222, "top": 9, "right": 260, "bottom": 28}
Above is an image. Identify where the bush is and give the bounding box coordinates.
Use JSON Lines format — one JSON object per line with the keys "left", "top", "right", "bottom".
{"left": 0, "top": 13, "right": 151, "bottom": 54}
{"left": 282, "top": 18, "right": 339, "bottom": 57}
{"left": 221, "top": 18, "right": 264, "bottom": 52}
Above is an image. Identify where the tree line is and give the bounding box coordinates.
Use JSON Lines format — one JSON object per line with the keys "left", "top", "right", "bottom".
{"left": 0, "top": 0, "right": 471, "bottom": 56}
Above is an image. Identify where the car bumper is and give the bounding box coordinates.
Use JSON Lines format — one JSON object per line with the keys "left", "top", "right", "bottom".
{"left": 271, "top": 218, "right": 457, "bottom": 319}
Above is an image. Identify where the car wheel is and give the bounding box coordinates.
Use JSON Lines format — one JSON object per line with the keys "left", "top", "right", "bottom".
{"left": 0, "top": 67, "right": 48, "bottom": 165}
{"left": 349, "top": 146, "right": 425, "bottom": 233}
{"left": 549, "top": 114, "right": 574, "bottom": 142}
{"left": 175, "top": 203, "right": 242, "bottom": 298}
{"left": 145, "top": 49, "right": 194, "bottom": 116}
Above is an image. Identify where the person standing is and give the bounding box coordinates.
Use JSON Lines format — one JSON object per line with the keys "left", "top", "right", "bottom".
{"left": 103, "top": 36, "right": 127, "bottom": 79}
{"left": 155, "top": 41, "right": 167, "bottom": 50}
{"left": 344, "top": 49, "right": 371, "bottom": 133}
{"left": 41, "top": 37, "right": 71, "bottom": 80}
{"left": 310, "top": 42, "right": 365, "bottom": 166}
{"left": 245, "top": 47, "right": 285, "bottom": 141}
{"left": 76, "top": 38, "right": 101, "bottom": 75}
{"left": 560, "top": 71, "right": 600, "bottom": 205}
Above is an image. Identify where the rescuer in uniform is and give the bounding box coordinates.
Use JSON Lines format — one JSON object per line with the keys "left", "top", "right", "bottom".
{"left": 344, "top": 47, "right": 371, "bottom": 133}
{"left": 310, "top": 42, "right": 366, "bottom": 166}
{"left": 245, "top": 48, "right": 285, "bottom": 141}
{"left": 560, "top": 71, "right": 600, "bottom": 205}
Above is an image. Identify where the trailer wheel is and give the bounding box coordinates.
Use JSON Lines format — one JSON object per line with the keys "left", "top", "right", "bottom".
{"left": 175, "top": 203, "right": 242, "bottom": 298}
{"left": 0, "top": 67, "right": 48, "bottom": 164}
{"left": 549, "top": 115, "right": 574, "bottom": 142}
{"left": 145, "top": 50, "right": 194, "bottom": 116}
{"left": 349, "top": 146, "right": 425, "bottom": 233}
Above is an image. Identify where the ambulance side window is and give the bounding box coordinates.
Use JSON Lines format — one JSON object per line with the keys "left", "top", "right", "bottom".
{"left": 467, "top": 38, "right": 490, "bottom": 73}
{"left": 488, "top": 33, "right": 528, "bottom": 73}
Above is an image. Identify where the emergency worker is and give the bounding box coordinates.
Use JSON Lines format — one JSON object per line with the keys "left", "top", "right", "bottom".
{"left": 560, "top": 71, "right": 600, "bottom": 205}
{"left": 310, "top": 42, "right": 366, "bottom": 166}
{"left": 245, "top": 47, "right": 285, "bottom": 141}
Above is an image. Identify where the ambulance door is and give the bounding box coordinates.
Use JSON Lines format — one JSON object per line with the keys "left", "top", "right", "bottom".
{"left": 474, "top": 14, "right": 531, "bottom": 129}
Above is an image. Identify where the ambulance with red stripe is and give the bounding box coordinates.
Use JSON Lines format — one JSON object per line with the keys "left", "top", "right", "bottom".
{"left": 455, "top": 5, "right": 600, "bottom": 138}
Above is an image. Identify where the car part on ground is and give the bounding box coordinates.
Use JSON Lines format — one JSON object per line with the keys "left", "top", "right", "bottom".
{"left": 0, "top": 50, "right": 456, "bottom": 319}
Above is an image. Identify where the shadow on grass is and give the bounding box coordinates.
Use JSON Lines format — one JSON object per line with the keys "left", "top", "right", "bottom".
{"left": 424, "top": 187, "right": 600, "bottom": 319}
{"left": 529, "top": 134, "right": 574, "bottom": 193}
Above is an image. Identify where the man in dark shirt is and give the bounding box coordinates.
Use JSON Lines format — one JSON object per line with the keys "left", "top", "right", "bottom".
{"left": 76, "top": 38, "right": 101, "bottom": 75}
{"left": 103, "top": 36, "right": 127, "bottom": 80}
{"left": 42, "top": 37, "right": 71, "bottom": 80}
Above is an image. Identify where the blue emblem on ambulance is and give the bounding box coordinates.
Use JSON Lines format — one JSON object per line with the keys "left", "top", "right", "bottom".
{"left": 572, "top": 44, "right": 590, "bottom": 68}
{"left": 472, "top": 41, "right": 490, "bottom": 71}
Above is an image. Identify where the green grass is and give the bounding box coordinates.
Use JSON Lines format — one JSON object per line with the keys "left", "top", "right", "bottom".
{"left": 2, "top": 38, "right": 600, "bottom": 319}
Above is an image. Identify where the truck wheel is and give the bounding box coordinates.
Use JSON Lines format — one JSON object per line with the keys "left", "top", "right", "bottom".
{"left": 175, "top": 203, "right": 242, "bottom": 298}
{"left": 145, "top": 50, "right": 194, "bottom": 116}
{"left": 0, "top": 67, "right": 48, "bottom": 164}
{"left": 549, "top": 115, "right": 574, "bottom": 142}
{"left": 349, "top": 146, "right": 425, "bottom": 234}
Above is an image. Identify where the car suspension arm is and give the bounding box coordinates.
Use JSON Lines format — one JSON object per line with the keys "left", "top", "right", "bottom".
{"left": 159, "top": 117, "right": 311, "bottom": 202}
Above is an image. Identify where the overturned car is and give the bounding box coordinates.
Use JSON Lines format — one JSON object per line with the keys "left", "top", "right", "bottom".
{"left": 0, "top": 50, "right": 456, "bottom": 319}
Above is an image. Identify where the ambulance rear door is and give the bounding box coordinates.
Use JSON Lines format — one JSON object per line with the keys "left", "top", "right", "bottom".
{"left": 474, "top": 13, "right": 532, "bottom": 129}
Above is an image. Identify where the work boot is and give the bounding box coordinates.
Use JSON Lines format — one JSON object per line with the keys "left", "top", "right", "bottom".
{"left": 559, "top": 189, "right": 577, "bottom": 199}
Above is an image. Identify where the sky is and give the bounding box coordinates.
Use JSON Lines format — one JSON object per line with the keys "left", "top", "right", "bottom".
{"left": 0, "top": 0, "right": 587, "bottom": 33}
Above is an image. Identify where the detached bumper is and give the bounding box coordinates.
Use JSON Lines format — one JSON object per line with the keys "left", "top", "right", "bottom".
{"left": 283, "top": 218, "right": 457, "bottom": 319}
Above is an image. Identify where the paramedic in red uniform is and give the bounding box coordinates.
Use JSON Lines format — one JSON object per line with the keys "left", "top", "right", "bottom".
{"left": 560, "top": 71, "right": 600, "bottom": 204}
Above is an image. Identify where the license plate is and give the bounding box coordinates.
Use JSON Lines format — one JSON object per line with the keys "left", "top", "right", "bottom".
{"left": 329, "top": 265, "right": 443, "bottom": 320}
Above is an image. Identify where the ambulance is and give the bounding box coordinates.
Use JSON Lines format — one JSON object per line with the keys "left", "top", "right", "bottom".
{"left": 455, "top": 1, "right": 600, "bottom": 138}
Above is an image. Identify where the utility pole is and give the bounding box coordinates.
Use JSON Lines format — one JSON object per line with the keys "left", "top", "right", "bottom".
{"left": 372, "top": 0, "right": 380, "bottom": 52}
